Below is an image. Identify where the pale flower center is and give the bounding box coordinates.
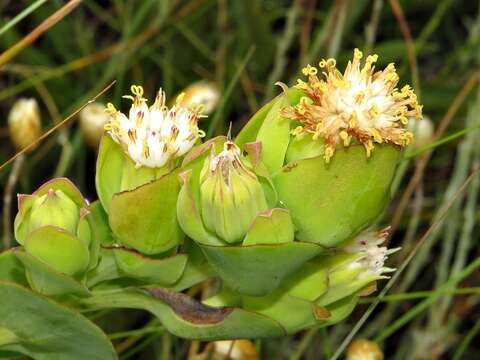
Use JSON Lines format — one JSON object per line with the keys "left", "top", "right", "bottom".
{"left": 105, "top": 85, "right": 205, "bottom": 168}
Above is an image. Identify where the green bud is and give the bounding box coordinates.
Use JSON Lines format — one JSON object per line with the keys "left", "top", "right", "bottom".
{"left": 199, "top": 141, "right": 268, "bottom": 243}
{"left": 13, "top": 178, "right": 95, "bottom": 277}
{"left": 27, "top": 190, "right": 79, "bottom": 238}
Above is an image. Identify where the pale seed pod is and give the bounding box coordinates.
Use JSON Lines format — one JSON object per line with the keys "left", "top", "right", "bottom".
{"left": 176, "top": 81, "right": 221, "bottom": 116}
{"left": 346, "top": 338, "right": 384, "bottom": 360}
{"left": 8, "top": 98, "right": 42, "bottom": 151}
{"left": 408, "top": 115, "right": 434, "bottom": 149}
{"left": 79, "top": 102, "right": 110, "bottom": 148}
{"left": 212, "top": 340, "right": 259, "bottom": 360}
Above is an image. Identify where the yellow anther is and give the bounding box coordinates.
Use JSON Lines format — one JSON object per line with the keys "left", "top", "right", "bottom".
{"left": 366, "top": 54, "right": 378, "bottom": 64}
{"left": 198, "top": 129, "right": 206, "bottom": 138}
{"left": 302, "top": 64, "right": 317, "bottom": 76}
{"left": 368, "top": 104, "right": 380, "bottom": 118}
{"left": 131, "top": 85, "right": 144, "bottom": 97}
{"left": 364, "top": 140, "right": 374, "bottom": 157}
{"left": 176, "top": 92, "right": 185, "bottom": 104}
{"left": 333, "top": 78, "right": 348, "bottom": 88}
{"left": 349, "top": 112, "right": 358, "bottom": 128}
{"left": 370, "top": 128, "right": 383, "bottom": 143}
{"left": 142, "top": 141, "right": 150, "bottom": 159}
{"left": 339, "top": 130, "right": 351, "bottom": 146}
{"left": 105, "top": 103, "right": 117, "bottom": 114}
{"left": 385, "top": 63, "right": 396, "bottom": 72}
{"left": 354, "top": 48, "right": 363, "bottom": 60}
{"left": 290, "top": 126, "right": 304, "bottom": 137}
{"left": 415, "top": 104, "right": 424, "bottom": 117}
{"left": 324, "top": 145, "right": 335, "bottom": 163}
{"left": 384, "top": 71, "right": 399, "bottom": 82}
{"left": 295, "top": 78, "right": 309, "bottom": 91}
{"left": 354, "top": 91, "right": 365, "bottom": 103}
{"left": 320, "top": 58, "right": 336, "bottom": 69}
{"left": 326, "top": 58, "right": 336, "bottom": 68}
{"left": 104, "top": 123, "right": 113, "bottom": 131}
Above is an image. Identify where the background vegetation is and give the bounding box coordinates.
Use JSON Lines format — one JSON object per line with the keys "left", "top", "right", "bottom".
{"left": 1, "top": 0, "right": 479, "bottom": 358}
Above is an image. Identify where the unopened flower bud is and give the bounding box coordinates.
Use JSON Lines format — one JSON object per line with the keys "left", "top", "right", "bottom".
{"left": 14, "top": 178, "right": 94, "bottom": 276}
{"left": 200, "top": 141, "right": 268, "bottom": 243}
{"left": 212, "top": 340, "right": 259, "bottom": 360}
{"left": 347, "top": 338, "right": 384, "bottom": 360}
{"left": 27, "top": 189, "right": 80, "bottom": 238}
{"left": 176, "top": 81, "right": 220, "bottom": 116}
{"left": 408, "top": 115, "right": 434, "bottom": 149}
{"left": 8, "top": 98, "right": 42, "bottom": 151}
{"left": 79, "top": 102, "right": 109, "bottom": 148}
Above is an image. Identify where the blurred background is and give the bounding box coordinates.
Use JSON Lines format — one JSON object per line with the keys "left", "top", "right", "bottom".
{"left": 1, "top": 0, "right": 479, "bottom": 359}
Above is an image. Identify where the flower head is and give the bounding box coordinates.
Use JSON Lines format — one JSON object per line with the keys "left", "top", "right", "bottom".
{"left": 79, "top": 102, "right": 110, "bottom": 147}
{"left": 177, "top": 81, "right": 220, "bottom": 116}
{"left": 199, "top": 141, "right": 268, "bottom": 243}
{"left": 344, "top": 227, "right": 398, "bottom": 279}
{"left": 8, "top": 98, "right": 42, "bottom": 151}
{"left": 282, "top": 49, "right": 423, "bottom": 162}
{"left": 105, "top": 85, "right": 205, "bottom": 168}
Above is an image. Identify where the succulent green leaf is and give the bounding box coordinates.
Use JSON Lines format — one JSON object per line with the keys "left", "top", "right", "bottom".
{"left": 285, "top": 133, "right": 325, "bottom": 162}
{"left": 89, "top": 200, "right": 114, "bottom": 246}
{"left": 177, "top": 171, "right": 223, "bottom": 246}
{"left": 235, "top": 88, "right": 303, "bottom": 149}
{"left": 33, "top": 177, "right": 87, "bottom": 208}
{"left": 168, "top": 240, "right": 216, "bottom": 291}
{"left": 82, "top": 288, "right": 286, "bottom": 340}
{"left": 255, "top": 95, "right": 292, "bottom": 175}
{"left": 243, "top": 292, "right": 329, "bottom": 334}
{"left": 14, "top": 249, "right": 90, "bottom": 297}
{"left": 95, "top": 135, "right": 125, "bottom": 213}
{"left": 23, "top": 226, "right": 90, "bottom": 276}
{"left": 0, "top": 250, "right": 27, "bottom": 286}
{"left": 318, "top": 295, "right": 358, "bottom": 327}
{"left": 318, "top": 274, "right": 380, "bottom": 306}
{"left": 282, "top": 261, "right": 329, "bottom": 302}
{"left": 112, "top": 248, "right": 188, "bottom": 285}
{"left": 14, "top": 195, "right": 37, "bottom": 245}
{"left": 86, "top": 248, "right": 122, "bottom": 288}
{"left": 235, "top": 101, "right": 274, "bottom": 150}
{"left": 200, "top": 241, "right": 324, "bottom": 296}
{"left": 109, "top": 169, "right": 184, "bottom": 255}
{"left": 0, "top": 282, "right": 116, "bottom": 359}
{"left": 120, "top": 155, "right": 169, "bottom": 194}
{"left": 243, "top": 208, "right": 294, "bottom": 245}
{"left": 273, "top": 145, "right": 400, "bottom": 246}
{"left": 243, "top": 142, "right": 278, "bottom": 208}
